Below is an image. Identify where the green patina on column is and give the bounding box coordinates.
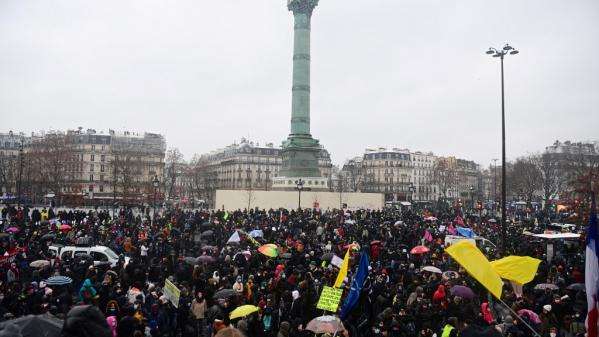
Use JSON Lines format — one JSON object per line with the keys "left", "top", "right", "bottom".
{"left": 279, "top": 0, "right": 322, "bottom": 178}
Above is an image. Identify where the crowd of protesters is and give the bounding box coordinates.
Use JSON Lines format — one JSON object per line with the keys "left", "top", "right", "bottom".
{"left": 0, "top": 202, "right": 590, "bottom": 337}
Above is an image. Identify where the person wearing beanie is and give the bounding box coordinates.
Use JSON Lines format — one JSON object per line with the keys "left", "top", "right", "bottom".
{"left": 61, "top": 305, "right": 112, "bottom": 337}
{"left": 540, "top": 304, "right": 558, "bottom": 336}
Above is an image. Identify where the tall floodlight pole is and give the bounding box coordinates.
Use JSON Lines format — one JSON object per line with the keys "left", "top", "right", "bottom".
{"left": 486, "top": 44, "right": 519, "bottom": 252}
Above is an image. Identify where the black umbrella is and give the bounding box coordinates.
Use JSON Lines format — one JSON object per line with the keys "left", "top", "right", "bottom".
{"left": 566, "top": 283, "right": 585, "bottom": 291}
{"left": 201, "top": 230, "right": 214, "bottom": 238}
{"left": 321, "top": 253, "right": 334, "bottom": 262}
{"left": 0, "top": 314, "right": 62, "bottom": 337}
{"left": 213, "top": 288, "right": 237, "bottom": 299}
{"left": 40, "top": 233, "right": 56, "bottom": 241}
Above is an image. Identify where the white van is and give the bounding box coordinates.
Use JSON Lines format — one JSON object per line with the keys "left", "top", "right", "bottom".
{"left": 48, "top": 245, "right": 120, "bottom": 267}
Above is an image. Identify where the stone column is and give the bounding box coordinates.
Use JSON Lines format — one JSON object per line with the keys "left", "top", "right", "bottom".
{"left": 288, "top": 0, "right": 318, "bottom": 136}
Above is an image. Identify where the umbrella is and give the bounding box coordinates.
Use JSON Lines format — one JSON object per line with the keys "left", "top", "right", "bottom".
{"left": 59, "top": 224, "right": 71, "bottom": 232}
{"left": 227, "top": 231, "right": 241, "bottom": 244}
{"left": 488, "top": 219, "right": 497, "bottom": 223}
{"left": 184, "top": 257, "right": 197, "bottom": 265}
{"left": 450, "top": 285, "right": 476, "bottom": 299}
{"left": 534, "top": 283, "right": 559, "bottom": 291}
{"left": 410, "top": 245, "right": 430, "bottom": 254}
{"left": 424, "top": 216, "right": 438, "bottom": 221}
{"left": 566, "top": 283, "right": 585, "bottom": 291}
{"left": 29, "top": 260, "right": 50, "bottom": 269}
{"left": 442, "top": 271, "right": 459, "bottom": 280}
{"left": 306, "top": 315, "right": 345, "bottom": 335}
{"left": 461, "top": 325, "right": 502, "bottom": 337}
{"left": 229, "top": 305, "right": 259, "bottom": 319}
{"left": 201, "top": 245, "right": 218, "bottom": 252}
{"left": 370, "top": 240, "right": 382, "bottom": 245}
{"left": 6, "top": 227, "right": 19, "bottom": 233}
{"left": 197, "top": 255, "right": 215, "bottom": 264}
{"left": 421, "top": 266, "right": 442, "bottom": 274}
{"left": 40, "top": 233, "right": 56, "bottom": 240}
{"left": 0, "top": 314, "right": 63, "bottom": 337}
{"left": 249, "top": 229, "right": 263, "bottom": 238}
{"left": 201, "top": 230, "right": 214, "bottom": 238}
{"left": 45, "top": 276, "right": 72, "bottom": 286}
{"left": 258, "top": 244, "right": 279, "bottom": 258}
{"left": 517, "top": 309, "right": 541, "bottom": 324}
{"left": 214, "top": 289, "right": 237, "bottom": 299}
{"left": 321, "top": 253, "right": 334, "bottom": 262}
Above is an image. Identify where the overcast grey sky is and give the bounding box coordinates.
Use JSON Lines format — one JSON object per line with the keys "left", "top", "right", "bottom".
{"left": 1, "top": 0, "right": 598, "bottom": 167}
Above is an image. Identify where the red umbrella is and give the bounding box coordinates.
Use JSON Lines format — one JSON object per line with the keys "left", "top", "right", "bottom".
{"left": 410, "top": 245, "right": 430, "bottom": 254}
{"left": 59, "top": 224, "right": 72, "bottom": 232}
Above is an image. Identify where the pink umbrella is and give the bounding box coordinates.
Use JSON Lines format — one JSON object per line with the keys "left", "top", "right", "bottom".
{"left": 410, "top": 245, "right": 430, "bottom": 254}
{"left": 6, "top": 227, "right": 19, "bottom": 233}
{"left": 59, "top": 224, "right": 72, "bottom": 232}
{"left": 517, "top": 309, "right": 541, "bottom": 324}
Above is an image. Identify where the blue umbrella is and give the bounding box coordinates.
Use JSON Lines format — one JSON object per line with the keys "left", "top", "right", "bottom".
{"left": 249, "top": 229, "right": 264, "bottom": 238}
{"left": 457, "top": 227, "right": 475, "bottom": 238}
{"left": 45, "top": 276, "right": 72, "bottom": 286}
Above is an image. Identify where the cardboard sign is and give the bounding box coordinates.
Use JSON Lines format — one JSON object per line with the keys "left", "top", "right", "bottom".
{"left": 163, "top": 279, "right": 181, "bottom": 308}
{"left": 317, "top": 286, "right": 343, "bottom": 312}
{"left": 330, "top": 255, "right": 344, "bottom": 268}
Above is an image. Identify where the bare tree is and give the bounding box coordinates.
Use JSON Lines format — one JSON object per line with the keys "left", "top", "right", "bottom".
{"left": 246, "top": 183, "right": 256, "bottom": 210}
{"left": 165, "top": 148, "right": 184, "bottom": 200}
{"left": 26, "top": 132, "right": 77, "bottom": 201}
{"left": 110, "top": 152, "right": 144, "bottom": 206}
{"left": 531, "top": 153, "right": 565, "bottom": 208}
{"left": 432, "top": 159, "right": 457, "bottom": 200}
{"left": 0, "top": 153, "right": 18, "bottom": 195}
{"left": 507, "top": 156, "right": 542, "bottom": 201}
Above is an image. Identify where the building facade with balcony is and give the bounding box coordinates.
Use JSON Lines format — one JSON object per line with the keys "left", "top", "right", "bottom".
{"left": 360, "top": 147, "right": 413, "bottom": 201}
{"left": 192, "top": 138, "right": 333, "bottom": 207}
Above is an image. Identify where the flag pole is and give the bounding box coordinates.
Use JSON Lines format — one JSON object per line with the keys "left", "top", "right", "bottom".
{"left": 495, "top": 297, "right": 541, "bottom": 337}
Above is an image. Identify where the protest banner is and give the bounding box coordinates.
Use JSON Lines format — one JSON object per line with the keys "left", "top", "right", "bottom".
{"left": 316, "top": 286, "right": 343, "bottom": 312}
{"left": 163, "top": 279, "right": 181, "bottom": 308}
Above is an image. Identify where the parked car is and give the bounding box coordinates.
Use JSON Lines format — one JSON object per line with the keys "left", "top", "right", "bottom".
{"left": 48, "top": 244, "right": 120, "bottom": 267}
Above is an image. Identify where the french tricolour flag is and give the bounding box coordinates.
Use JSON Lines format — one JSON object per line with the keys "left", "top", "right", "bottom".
{"left": 586, "top": 193, "right": 599, "bottom": 337}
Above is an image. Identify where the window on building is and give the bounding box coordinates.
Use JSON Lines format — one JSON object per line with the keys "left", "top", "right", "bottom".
{"left": 90, "top": 164, "right": 95, "bottom": 172}
{"left": 101, "top": 145, "right": 105, "bottom": 151}
{"left": 90, "top": 154, "right": 95, "bottom": 161}
{"left": 101, "top": 155, "right": 105, "bottom": 162}
{"left": 100, "top": 174, "right": 104, "bottom": 182}
{"left": 100, "top": 165, "right": 105, "bottom": 172}
{"left": 90, "top": 174, "right": 94, "bottom": 182}
{"left": 91, "top": 145, "right": 95, "bottom": 151}
{"left": 89, "top": 185, "right": 93, "bottom": 192}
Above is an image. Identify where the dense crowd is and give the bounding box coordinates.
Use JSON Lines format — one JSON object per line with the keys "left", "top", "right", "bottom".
{"left": 0, "top": 203, "right": 589, "bottom": 337}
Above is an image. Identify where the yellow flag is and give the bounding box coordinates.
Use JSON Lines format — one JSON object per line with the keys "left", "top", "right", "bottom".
{"left": 334, "top": 249, "right": 350, "bottom": 288}
{"left": 445, "top": 240, "right": 503, "bottom": 299}
{"left": 490, "top": 256, "right": 541, "bottom": 285}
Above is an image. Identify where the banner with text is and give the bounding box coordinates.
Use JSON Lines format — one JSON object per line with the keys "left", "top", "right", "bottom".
{"left": 164, "top": 279, "right": 181, "bottom": 308}
{"left": 317, "top": 286, "right": 343, "bottom": 312}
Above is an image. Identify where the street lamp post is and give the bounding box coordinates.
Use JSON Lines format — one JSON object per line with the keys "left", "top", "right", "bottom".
{"left": 470, "top": 186, "right": 475, "bottom": 211}
{"left": 492, "top": 158, "right": 498, "bottom": 212}
{"left": 486, "top": 43, "right": 519, "bottom": 252}
{"left": 295, "top": 179, "right": 304, "bottom": 209}
{"left": 152, "top": 175, "right": 159, "bottom": 226}
{"left": 17, "top": 139, "right": 24, "bottom": 208}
